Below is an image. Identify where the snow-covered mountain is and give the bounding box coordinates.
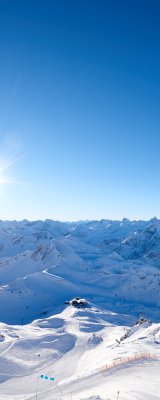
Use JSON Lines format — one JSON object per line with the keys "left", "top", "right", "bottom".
{"left": 0, "top": 218, "right": 159, "bottom": 324}
{"left": 0, "top": 218, "right": 160, "bottom": 399}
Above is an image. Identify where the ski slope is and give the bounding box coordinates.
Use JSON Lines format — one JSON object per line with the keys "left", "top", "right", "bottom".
{"left": 0, "top": 304, "right": 160, "bottom": 399}
{"left": 0, "top": 218, "right": 160, "bottom": 398}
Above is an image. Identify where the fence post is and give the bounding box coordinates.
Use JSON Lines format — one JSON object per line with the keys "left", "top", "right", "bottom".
{"left": 35, "top": 376, "right": 39, "bottom": 400}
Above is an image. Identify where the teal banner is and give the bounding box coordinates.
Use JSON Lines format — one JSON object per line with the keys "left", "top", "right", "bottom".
{"left": 40, "top": 374, "right": 55, "bottom": 381}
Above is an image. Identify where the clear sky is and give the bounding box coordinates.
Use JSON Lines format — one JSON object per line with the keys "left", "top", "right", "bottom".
{"left": 0, "top": 0, "right": 160, "bottom": 221}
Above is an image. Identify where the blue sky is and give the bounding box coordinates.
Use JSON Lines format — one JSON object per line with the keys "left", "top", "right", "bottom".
{"left": 0, "top": 0, "right": 160, "bottom": 221}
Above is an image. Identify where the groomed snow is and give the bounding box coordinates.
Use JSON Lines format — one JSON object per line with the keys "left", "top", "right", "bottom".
{"left": 0, "top": 219, "right": 159, "bottom": 399}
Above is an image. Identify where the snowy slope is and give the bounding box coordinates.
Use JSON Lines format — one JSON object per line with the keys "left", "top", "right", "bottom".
{"left": 0, "top": 218, "right": 160, "bottom": 399}
{"left": 0, "top": 218, "right": 159, "bottom": 323}
{"left": 0, "top": 304, "right": 160, "bottom": 399}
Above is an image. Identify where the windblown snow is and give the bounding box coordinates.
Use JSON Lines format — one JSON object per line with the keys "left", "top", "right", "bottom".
{"left": 0, "top": 218, "right": 160, "bottom": 399}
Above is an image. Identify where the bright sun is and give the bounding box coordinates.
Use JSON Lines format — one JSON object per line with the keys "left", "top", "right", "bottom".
{"left": 0, "top": 175, "right": 10, "bottom": 188}
{"left": 0, "top": 177, "right": 4, "bottom": 185}
{"left": 0, "top": 176, "right": 3, "bottom": 183}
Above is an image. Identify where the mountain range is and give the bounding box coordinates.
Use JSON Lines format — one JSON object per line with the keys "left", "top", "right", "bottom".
{"left": 0, "top": 218, "right": 160, "bottom": 399}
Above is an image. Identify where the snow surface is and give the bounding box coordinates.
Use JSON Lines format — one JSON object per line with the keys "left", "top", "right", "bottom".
{"left": 0, "top": 218, "right": 160, "bottom": 399}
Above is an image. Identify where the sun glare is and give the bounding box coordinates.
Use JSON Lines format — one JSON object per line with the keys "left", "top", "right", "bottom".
{"left": 0, "top": 177, "right": 4, "bottom": 185}
{"left": 0, "top": 176, "right": 8, "bottom": 185}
